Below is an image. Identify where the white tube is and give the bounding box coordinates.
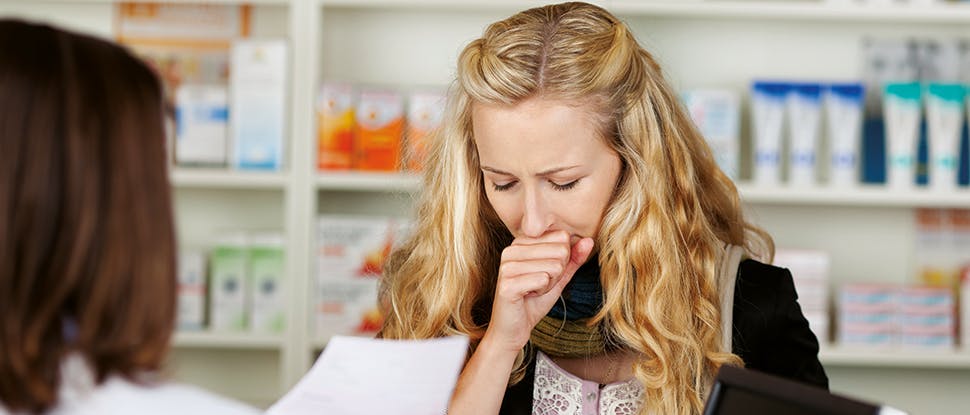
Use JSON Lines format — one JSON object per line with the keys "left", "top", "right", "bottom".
{"left": 824, "top": 83, "right": 864, "bottom": 188}
{"left": 787, "top": 83, "right": 822, "bottom": 187}
{"left": 925, "top": 83, "right": 965, "bottom": 191}
{"left": 883, "top": 83, "right": 922, "bottom": 189}
{"left": 752, "top": 81, "right": 789, "bottom": 186}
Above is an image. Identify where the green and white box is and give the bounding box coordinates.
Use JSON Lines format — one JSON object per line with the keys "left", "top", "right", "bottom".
{"left": 249, "top": 233, "right": 285, "bottom": 334}
{"left": 209, "top": 234, "right": 249, "bottom": 331}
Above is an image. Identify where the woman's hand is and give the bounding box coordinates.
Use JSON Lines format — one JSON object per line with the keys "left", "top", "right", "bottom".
{"left": 485, "top": 230, "right": 594, "bottom": 353}
{"left": 448, "top": 231, "right": 593, "bottom": 415}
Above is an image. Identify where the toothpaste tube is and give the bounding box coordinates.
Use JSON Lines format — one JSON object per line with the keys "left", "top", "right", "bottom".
{"left": 824, "top": 83, "right": 864, "bottom": 187}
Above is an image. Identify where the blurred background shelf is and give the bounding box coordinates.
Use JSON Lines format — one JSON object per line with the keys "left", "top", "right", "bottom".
{"left": 9, "top": 0, "right": 970, "bottom": 413}
{"left": 739, "top": 184, "right": 970, "bottom": 208}
{"left": 171, "top": 168, "right": 290, "bottom": 189}
{"left": 316, "top": 172, "right": 421, "bottom": 192}
{"left": 609, "top": 0, "right": 970, "bottom": 23}
{"left": 45, "top": 0, "right": 287, "bottom": 4}
{"left": 173, "top": 331, "right": 285, "bottom": 350}
{"left": 820, "top": 346, "right": 970, "bottom": 369}
{"left": 322, "top": 0, "right": 970, "bottom": 23}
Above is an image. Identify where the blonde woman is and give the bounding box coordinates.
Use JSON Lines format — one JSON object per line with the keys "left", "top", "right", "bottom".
{"left": 379, "top": 2, "right": 827, "bottom": 414}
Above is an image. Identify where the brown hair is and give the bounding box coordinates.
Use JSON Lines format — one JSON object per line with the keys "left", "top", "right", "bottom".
{"left": 0, "top": 19, "right": 176, "bottom": 412}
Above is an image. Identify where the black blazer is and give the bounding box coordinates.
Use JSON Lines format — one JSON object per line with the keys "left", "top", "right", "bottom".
{"left": 499, "top": 259, "right": 828, "bottom": 414}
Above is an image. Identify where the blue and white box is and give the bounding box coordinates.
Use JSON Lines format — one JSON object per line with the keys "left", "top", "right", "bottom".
{"left": 175, "top": 85, "right": 229, "bottom": 166}
{"left": 230, "top": 39, "right": 288, "bottom": 171}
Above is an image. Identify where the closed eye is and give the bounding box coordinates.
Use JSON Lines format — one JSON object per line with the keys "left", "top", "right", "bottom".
{"left": 492, "top": 181, "right": 517, "bottom": 191}
{"left": 551, "top": 179, "right": 579, "bottom": 191}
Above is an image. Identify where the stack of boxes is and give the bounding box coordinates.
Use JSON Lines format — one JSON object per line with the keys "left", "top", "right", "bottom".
{"left": 839, "top": 283, "right": 898, "bottom": 349}
{"left": 897, "top": 287, "right": 955, "bottom": 350}
{"left": 838, "top": 284, "right": 955, "bottom": 350}
{"left": 773, "top": 249, "right": 831, "bottom": 345}
{"left": 314, "top": 216, "right": 410, "bottom": 338}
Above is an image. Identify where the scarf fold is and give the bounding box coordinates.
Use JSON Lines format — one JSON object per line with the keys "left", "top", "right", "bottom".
{"left": 529, "top": 255, "right": 607, "bottom": 358}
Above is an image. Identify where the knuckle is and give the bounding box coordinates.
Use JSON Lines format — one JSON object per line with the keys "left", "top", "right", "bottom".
{"left": 558, "top": 245, "right": 570, "bottom": 259}
{"left": 498, "top": 262, "right": 513, "bottom": 277}
{"left": 551, "top": 262, "right": 565, "bottom": 276}
{"left": 539, "top": 272, "right": 552, "bottom": 284}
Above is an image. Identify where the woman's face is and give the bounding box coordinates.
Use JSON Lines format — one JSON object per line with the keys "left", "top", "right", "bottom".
{"left": 472, "top": 98, "right": 623, "bottom": 243}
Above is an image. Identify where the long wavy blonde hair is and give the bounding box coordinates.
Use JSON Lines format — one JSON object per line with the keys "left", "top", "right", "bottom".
{"left": 379, "top": 2, "right": 773, "bottom": 414}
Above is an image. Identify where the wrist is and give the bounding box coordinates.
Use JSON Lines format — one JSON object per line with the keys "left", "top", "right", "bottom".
{"left": 479, "top": 329, "right": 526, "bottom": 362}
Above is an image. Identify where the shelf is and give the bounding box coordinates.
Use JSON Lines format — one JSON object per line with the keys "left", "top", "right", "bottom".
{"left": 321, "top": 0, "right": 970, "bottom": 24}
{"left": 173, "top": 331, "right": 285, "bottom": 350}
{"left": 312, "top": 176, "right": 970, "bottom": 208}
{"left": 739, "top": 184, "right": 970, "bottom": 208}
{"left": 170, "top": 168, "right": 289, "bottom": 189}
{"left": 819, "top": 346, "right": 970, "bottom": 369}
{"left": 43, "top": 0, "right": 288, "bottom": 4}
{"left": 309, "top": 326, "right": 378, "bottom": 349}
{"left": 320, "top": 0, "right": 556, "bottom": 11}
{"left": 317, "top": 172, "right": 422, "bottom": 192}
{"left": 610, "top": 0, "right": 970, "bottom": 23}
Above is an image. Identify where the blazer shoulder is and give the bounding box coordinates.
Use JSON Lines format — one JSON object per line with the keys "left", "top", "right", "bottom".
{"left": 737, "top": 258, "right": 792, "bottom": 287}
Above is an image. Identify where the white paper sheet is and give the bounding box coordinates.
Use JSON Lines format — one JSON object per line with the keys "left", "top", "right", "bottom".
{"left": 266, "top": 335, "right": 469, "bottom": 415}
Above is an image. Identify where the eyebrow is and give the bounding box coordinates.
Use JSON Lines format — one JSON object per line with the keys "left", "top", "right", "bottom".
{"left": 480, "top": 165, "right": 580, "bottom": 177}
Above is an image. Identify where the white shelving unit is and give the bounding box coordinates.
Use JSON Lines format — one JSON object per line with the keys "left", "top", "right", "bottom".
{"left": 316, "top": 172, "right": 421, "bottom": 192}
{"left": 171, "top": 168, "right": 290, "bottom": 189}
{"left": 173, "top": 331, "right": 285, "bottom": 350}
{"left": 739, "top": 184, "right": 970, "bottom": 208}
{"left": 820, "top": 347, "right": 970, "bottom": 370}
{"left": 6, "top": 1, "right": 970, "bottom": 413}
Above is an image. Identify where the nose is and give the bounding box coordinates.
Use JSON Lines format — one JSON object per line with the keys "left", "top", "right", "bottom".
{"left": 520, "top": 188, "right": 552, "bottom": 238}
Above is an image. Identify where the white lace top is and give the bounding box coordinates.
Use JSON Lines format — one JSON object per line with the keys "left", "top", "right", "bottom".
{"left": 532, "top": 351, "right": 644, "bottom": 415}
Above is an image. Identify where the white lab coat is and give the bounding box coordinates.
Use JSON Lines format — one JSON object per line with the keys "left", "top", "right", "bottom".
{"left": 0, "top": 354, "right": 259, "bottom": 415}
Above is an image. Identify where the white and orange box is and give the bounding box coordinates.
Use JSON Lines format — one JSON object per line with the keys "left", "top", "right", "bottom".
{"left": 317, "top": 82, "right": 356, "bottom": 170}
{"left": 404, "top": 90, "right": 446, "bottom": 171}
{"left": 354, "top": 89, "right": 404, "bottom": 171}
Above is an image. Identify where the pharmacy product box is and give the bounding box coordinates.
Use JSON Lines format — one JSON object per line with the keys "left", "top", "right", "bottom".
{"left": 209, "top": 235, "right": 249, "bottom": 331}
{"left": 773, "top": 249, "right": 830, "bottom": 312}
{"left": 682, "top": 89, "right": 740, "bottom": 179}
{"left": 803, "top": 311, "right": 830, "bottom": 344}
{"left": 317, "top": 82, "right": 355, "bottom": 170}
{"left": 230, "top": 39, "right": 287, "bottom": 171}
{"left": 404, "top": 90, "right": 446, "bottom": 171}
{"left": 838, "top": 325, "right": 897, "bottom": 349}
{"left": 316, "top": 216, "right": 403, "bottom": 280}
{"left": 249, "top": 233, "right": 285, "bottom": 334}
{"left": 175, "top": 84, "right": 229, "bottom": 166}
{"left": 354, "top": 89, "right": 403, "bottom": 171}
{"left": 897, "top": 286, "right": 954, "bottom": 314}
{"left": 899, "top": 324, "right": 954, "bottom": 350}
{"left": 314, "top": 279, "right": 383, "bottom": 338}
{"left": 177, "top": 251, "right": 207, "bottom": 330}
{"left": 840, "top": 283, "right": 896, "bottom": 311}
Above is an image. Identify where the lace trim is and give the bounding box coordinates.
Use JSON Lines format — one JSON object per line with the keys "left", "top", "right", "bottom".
{"left": 532, "top": 351, "right": 644, "bottom": 415}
